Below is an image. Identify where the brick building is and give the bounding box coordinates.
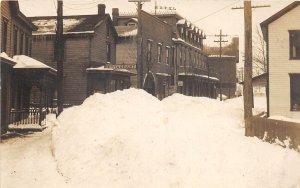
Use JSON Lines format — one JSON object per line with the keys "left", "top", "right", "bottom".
{"left": 113, "top": 9, "right": 218, "bottom": 99}
{"left": 30, "top": 4, "right": 134, "bottom": 106}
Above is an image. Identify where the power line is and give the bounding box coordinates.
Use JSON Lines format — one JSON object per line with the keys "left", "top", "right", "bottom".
{"left": 63, "top": 4, "right": 98, "bottom": 10}
{"left": 64, "top": 0, "right": 103, "bottom": 6}
{"left": 193, "top": 0, "right": 241, "bottom": 23}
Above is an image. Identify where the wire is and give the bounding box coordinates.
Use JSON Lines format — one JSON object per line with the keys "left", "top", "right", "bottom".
{"left": 63, "top": 4, "right": 98, "bottom": 10}
{"left": 193, "top": 0, "right": 241, "bottom": 24}
{"left": 64, "top": 0, "right": 103, "bottom": 6}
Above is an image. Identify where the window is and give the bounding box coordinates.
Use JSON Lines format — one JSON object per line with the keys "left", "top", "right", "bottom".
{"left": 165, "top": 47, "right": 170, "bottom": 65}
{"left": 290, "top": 74, "right": 300, "bottom": 111}
{"left": 147, "top": 41, "right": 152, "bottom": 62}
{"left": 20, "top": 31, "right": 24, "bottom": 54}
{"left": 25, "top": 35, "right": 29, "bottom": 55}
{"left": 157, "top": 44, "right": 162, "bottom": 63}
{"left": 1, "top": 18, "right": 8, "bottom": 53}
{"left": 106, "top": 25, "right": 110, "bottom": 38}
{"left": 289, "top": 30, "right": 300, "bottom": 59}
{"left": 13, "top": 26, "right": 18, "bottom": 55}
{"left": 106, "top": 43, "right": 111, "bottom": 62}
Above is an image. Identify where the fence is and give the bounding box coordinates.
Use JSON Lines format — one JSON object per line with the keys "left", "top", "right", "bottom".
{"left": 9, "top": 108, "right": 47, "bottom": 126}
{"left": 250, "top": 116, "right": 300, "bottom": 150}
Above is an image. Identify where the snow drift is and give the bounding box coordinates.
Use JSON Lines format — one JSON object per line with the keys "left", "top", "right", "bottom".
{"left": 52, "top": 88, "right": 300, "bottom": 188}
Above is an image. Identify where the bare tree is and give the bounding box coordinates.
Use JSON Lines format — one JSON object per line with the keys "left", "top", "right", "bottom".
{"left": 252, "top": 25, "right": 267, "bottom": 76}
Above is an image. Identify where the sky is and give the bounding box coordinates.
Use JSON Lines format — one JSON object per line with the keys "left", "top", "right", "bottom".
{"left": 16, "top": 0, "right": 297, "bottom": 66}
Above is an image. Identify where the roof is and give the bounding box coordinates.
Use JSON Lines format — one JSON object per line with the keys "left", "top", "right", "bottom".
{"left": 29, "top": 14, "right": 117, "bottom": 37}
{"left": 239, "top": 73, "right": 267, "bottom": 84}
{"left": 0, "top": 52, "right": 17, "bottom": 66}
{"left": 13, "top": 55, "right": 56, "bottom": 72}
{"left": 8, "top": 1, "right": 37, "bottom": 31}
{"left": 260, "top": 1, "right": 300, "bottom": 28}
{"left": 86, "top": 66, "right": 136, "bottom": 76}
{"left": 115, "top": 26, "right": 137, "bottom": 37}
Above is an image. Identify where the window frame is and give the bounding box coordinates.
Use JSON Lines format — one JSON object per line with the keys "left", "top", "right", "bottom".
{"left": 13, "top": 25, "right": 18, "bottom": 56}
{"left": 165, "top": 46, "right": 170, "bottom": 65}
{"left": 290, "top": 74, "right": 300, "bottom": 111}
{"left": 289, "top": 30, "right": 300, "bottom": 60}
{"left": 106, "top": 42, "right": 111, "bottom": 62}
{"left": 1, "top": 17, "right": 8, "bottom": 53}
{"left": 157, "top": 43, "right": 162, "bottom": 63}
{"left": 20, "top": 30, "right": 24, "bottom": 55}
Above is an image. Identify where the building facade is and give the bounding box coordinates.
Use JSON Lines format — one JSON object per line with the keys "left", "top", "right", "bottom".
{"left": 1, "top": 1, "right": 56, "bottom": 135}
{"left": 208, "top": 55, "right": 238, "bottom": 99}
{"left": 30, "top": 4, "right": 133, "bottom": 106}
{"left": 114, "top": 9, "right": 218, "bottom": 99}
{"left": 261, "top": 1, "right": 300, "bottom": 119}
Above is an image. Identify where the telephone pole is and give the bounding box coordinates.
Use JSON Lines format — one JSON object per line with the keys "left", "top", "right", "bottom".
{"left": 232, "top": 0, "right": 270, "bottom": 136}
{"left": 214, "top": 29, "right": 228, "bottom": 101}
{"left": 129, "top": 0, "right": 150, "bottom": 88}
{"left": 56, "top": 0, "right": 64, "bottom": 115}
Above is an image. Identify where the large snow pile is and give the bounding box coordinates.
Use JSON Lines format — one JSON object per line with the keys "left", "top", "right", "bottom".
{"left": 52, "top": 89, "right": 300, "bottom": 188}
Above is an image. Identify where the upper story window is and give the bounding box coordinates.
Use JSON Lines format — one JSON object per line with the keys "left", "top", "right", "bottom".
{"left": 106, "top": 42, "right": 111, "bottom": 62}
{"left": 1, "top": 17, "right": 8, "bottom": 53}
{"left": 147, "top": 40, "right": 152, "bottom": 62}
{"left": 25, "top": 35, "right": 29, "bottom": 56}
{"left": 157, "top": 43, "right": 162, "bottom": 63}
{"left": 13, "top": 25, "right": 18, "bottom": 56}
{"left": 289, "top": 30, "right": 300, "bottom": 60}
{"left": 181, "top": 27, "right": 184, "bottom": 38}
{"left": 20, "top": 31, "right": 24, "bottom": 55}
{"left": 165, "top": 46, "right": 170, "bottom": 65}
{"left": 290, "top": 74, "right": 300, "bottom": 111}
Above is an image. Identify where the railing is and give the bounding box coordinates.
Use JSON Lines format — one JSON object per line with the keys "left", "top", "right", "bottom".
{"left": 9, "top": 108, "right": 47, "bottom": 126}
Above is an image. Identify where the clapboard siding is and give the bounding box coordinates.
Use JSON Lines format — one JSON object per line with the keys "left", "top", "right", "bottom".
{"left": 268, "top": 5, "right": 300, "bottom": 119}
{"left": 32, "top": 36, "right": 90, "bottom": 105}
{"left": 91, "top": 19, "right": 116, "bottom": 66}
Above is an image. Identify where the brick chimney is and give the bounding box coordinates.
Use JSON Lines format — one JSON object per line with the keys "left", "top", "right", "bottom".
{"left": 112, "top": 8, "right": 119, "bottom": 26}
{"left": 98, "top": 4, "right": 106, "bottom": 16}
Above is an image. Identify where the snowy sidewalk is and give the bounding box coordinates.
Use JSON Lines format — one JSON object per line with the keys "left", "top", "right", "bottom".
{"left": 0, "top": 125, "right": 69, "bottom": 188}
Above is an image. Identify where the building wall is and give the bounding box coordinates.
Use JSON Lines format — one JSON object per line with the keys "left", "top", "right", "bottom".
{"left": 32, "top": 35, "right": 91, "bottom": 105}
{"left": 268, "top": 5, "right": 300, "bottom": 119}
{"left": 1, "top": 1, "right": 32, "bottom": 57}
{"left": 208, "top": 56, "right": 237, "bottom": 98}
{"left": 90, "top": 19, "right": 116, "bottom": 66}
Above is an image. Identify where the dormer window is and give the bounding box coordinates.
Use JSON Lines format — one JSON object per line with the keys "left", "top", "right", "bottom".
{"left": 289, "top": 30, "right": 300, "bottom": 60}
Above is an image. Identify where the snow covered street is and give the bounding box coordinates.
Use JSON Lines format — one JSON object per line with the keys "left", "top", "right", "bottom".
{"left": 0, "top": 117, "right": 69, "bottom": 188}
{"left": 1, "top": 89, "right": 300, "bottom": 188}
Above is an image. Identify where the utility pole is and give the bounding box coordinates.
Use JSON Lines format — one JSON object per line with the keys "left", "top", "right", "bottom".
{"left": 232, "top": 0, "right": 270, "bottom": 136}
{"left": 129, "top": 0, "right": 150, "bottom": 89}
{"left": 56, "top": 0, "right": 64, "bottom": 115}
{"left": 214, "top": 29, "right": 228, "bottom": 101}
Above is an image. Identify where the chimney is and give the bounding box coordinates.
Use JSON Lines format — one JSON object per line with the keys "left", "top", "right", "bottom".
{"left": 98, "top": 4, "right": 106, "bottom": 16}
{"left": 112, "top": 8, "right": 119, "bottom": 26}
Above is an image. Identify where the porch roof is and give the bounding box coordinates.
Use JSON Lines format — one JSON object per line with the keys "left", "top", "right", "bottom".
{"left": 0, "top": 52, "right": 17, "bottom": 66}
{"left": 86, "top": 66, "right": 136, "bottom": 76}
{"left": 178, "top": 72, "right": 219, "bottom": 81}
{"left": 13, "top": 55, "right": 57, "bottom": 75}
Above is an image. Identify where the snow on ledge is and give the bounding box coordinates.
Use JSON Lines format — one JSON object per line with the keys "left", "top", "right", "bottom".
{"left": 13, "top": 55, "right": 56, "bottom": 72}
{"left": 269, "top": 116, "right": 300, "bottom": 124}
{"left": 0, "top": 52, "right": 17, "bottom": 63}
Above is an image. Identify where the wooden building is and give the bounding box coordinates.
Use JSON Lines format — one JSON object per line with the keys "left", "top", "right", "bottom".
{"left": 208, "top": 55, "right": 238, "bottom": 99}
{"left": 30, "top": 4, "right": 134, "bottom": 106}
{"left": 1, "top": 1, "right": 56, "bottom": 135}
{"left": 260, "top": 1, "right": 300, "bottom": 119}
{"left": 113, "top": 9, "right": 218, "bottom": 99}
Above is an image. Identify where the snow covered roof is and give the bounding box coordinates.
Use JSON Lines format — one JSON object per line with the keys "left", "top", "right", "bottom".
{"left": 86, "top": 66, "right": 135, "bottom": 75}
{"left": 30, "top": 14, "right": 113, "bottom": 36}
{"left": 176, "top": 19, "right": 186, "bottom": 25}
{"left": 115, "top": 26, "right": 137, "bottom": 37}
{"left": 13, "top": 55, "right": 56, "bottom": 72}
{"left": 156, "top": 73, "right": 171, "bottom": 77}
{"left": 178, "top": 72, "right": 219, "bottom": 81}
{"left": 0, "top": 52, "right": 17, "bottom": 66}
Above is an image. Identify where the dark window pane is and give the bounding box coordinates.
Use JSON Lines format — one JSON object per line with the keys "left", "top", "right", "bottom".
{"left": 291, "top": 74, "right": 300, "bottom": 111}
{"left": 290, "top": 31, "right": 300, "bottom": 59}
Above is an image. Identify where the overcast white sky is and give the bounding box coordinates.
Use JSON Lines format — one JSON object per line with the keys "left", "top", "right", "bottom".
{"left": 17, "top": 0, "right": 296, "bottom": 65}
